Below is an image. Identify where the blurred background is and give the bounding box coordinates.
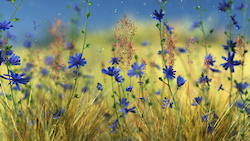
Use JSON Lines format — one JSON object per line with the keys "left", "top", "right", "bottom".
{"left": 0, "top": 0, "right": 250, "bottom": 47}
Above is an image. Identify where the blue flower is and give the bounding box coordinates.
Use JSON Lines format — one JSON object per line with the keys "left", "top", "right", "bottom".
{"left": 205, "top": 54, "right": 215, "bottom": 66}
{"left": 59, "top": 83, "right": 73, "bottom": 90}
{"left": 235, "top": 82, "right": 248, "bottom": 94}
{"left": 0, "top": 20, "right": 13, "bottom": 31}
{"left": 109, "top": 57, "right": 120, "bottom": 65}
{"left": 68, "top": 53, "right": 87, "bottom": 70}
{"left": 126, "top": 86, "right": 133, "bottom": 92}
{"left": 109, "top": 119, "right": 118, "bottom": 134}
{"left": 210, "top": 68, "right": 221, "bottom": 73}
{"left": 221, "top": 51, "right": 241, "bottom": 73}
{"left": 114, "top": 74, "right": 123, "bottom": 83}
{"left": 164, "top": 22, "right": 174, "bottom": 35}
{"left": 222, "top": 40, "right": 237, "bottom": 52}
{"left": 236, "top": 3, "right": 245, "bottom": 11}
{"left": 127, "top": 62, "right": 145, "bottom": 78}
{"left": 72, "top": 3, "right": 81, "bottom": 15}
{"left": 82, "top": 86, "right": 89, "bottom": 93}
{"left": 0, "top": 70, "right": 30, "bottom": 91}
{"left": 41, "top": 68, "right": 49, "bottom": 76}
{"left": 152, "top": 9, "right": 164, "bottom": 22}
{"left": 177, "top": 47, "right": 187, "bottom": 53}
{"left": 155, "top": 88, "right": 161, "bottom": 95}
{"left": 218, "top": 0, "right": 231, "bottom": 12}
{"left": 23, "top": 40, "right": 31, "bottom": 48}
{"left": 141, "top": 40, "right": 149, "bottom": 46}
{"left": 231, "top": 15, "right": 240, "bottom": 29}
{"left": 177, "top": 75, "right": 187, "bottom": 87}
{"left": 23, "top": 62, "right": 34, "bottom": 72}
{"left": 117, "top": 98, "right": 136, "bottom": 117}
{"left": 52, "top": 107, "right": 65, "bottom": 119}
{"left": 97, "top": 83, "right": 103, "bottom": 91}
{"left": 201, "top": 114, "right": 209, "bottom": 122}
{"left": 163, "top": 65, "right": 176, "bottom": 80}
{"left": 190, "top": 21, "right": 201, "bottom": 31}
{"left": 198, "top": 75, "right": 212, "bottom": 86}
{"left": 7, "top": 54, "right": 21, "bottom": 66}
{"left": 102, "top": 66, "right": 120, "bottom": 76}
{"left": 161, "top": 97, "right": 174, "bottom": 109}
{"left": 158, "top": 48, "right": 169, "bottom": 55}
{"left": 0, "top": 50, "right": 13, "bottom": 66}
{"left": 191, "top": 96, "right": 202, "bottom": 106}
{"left": 44, "top": 56, "right": 53, "bottom": 66}
{"left": 218, "top": 84, "right": 223, "bottom": 91}
{"left": 6, "top": 32, "right": 16, "bottom": 40}
{"left": 22, "top": 89, "right": 29, "bottom": 100}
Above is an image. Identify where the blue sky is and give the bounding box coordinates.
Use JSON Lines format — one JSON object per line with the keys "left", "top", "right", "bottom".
{"left": 0, "top": 0, "right": 249, "bottom": 45}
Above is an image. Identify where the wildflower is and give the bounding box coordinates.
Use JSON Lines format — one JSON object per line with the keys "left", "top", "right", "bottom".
{"left": 0, "top": 70, "right": 30, "bottom": 91}
{"left": 164, "top": 22, "right": 174, "bottom": 35}
{"left": 236, "top": 3, "right": 245, "bottom": 11}
{"left": 6, "top": 54, "right": 21, "bottom": 66}
{"left": 213, "top": 111, "right": 219, "bottom": 119}
{"left": 235, "top": 82, "right": 248, "bottom": 94}
{"left": 158, "top": 48, "right": 169, "bottom": 55}
{"left": 81, "top": 86, "right": 89, "bottom": 93}
{"left": 201, "top": 114, "right": 209, "bottom": 122}
{"left": 163, "top": 65, "right": 176, "bottom": 80}
{"left": 126, "top": 85, "right": 133, "bottom": 92}
{"left": 102, "top": 66, "right": 120, "bottom": 76}
{"left": 109, "top": 57, "right": 120, "bottom": 65}
{"left": 0, "top": 20, "right": 13, "bottom": 31}
{"left": 177, "top": 75, "right": 187, "bottom": 87}
{"left": 41, "top": 68, "right": 49, "bottom": 76}
{"left": 222, "top": 40, "right": 236, "bottom": 52}
{"left": 205, "top": 54, "right": 215, "bottom": 66}
{"left": 23, "top": 40, "right": 31, "bottom": 48}
{"left": 114, "top": 74, "right": 123, "bottom": 83}
{"left": 44, "top": 56, "right": 53, "bottom": 66}
{"left": 155, "top": 88, "right": 161, "bottom": 95}
{"left": 231, "top": 15, "right": 240, "bottom": 29}
{"left": 68, "top": 53, "right": 87, "bottom": 70}
{"left": 59, "top": 83, "right": 73, "bottom": 90}
{"left": 190, "top": 21, "right": 201, "bottom": 30}
{"left": 198, "top": 75, "right": 212, "bottom": 86}
{"left": 36, "top": 83, "right": 42, "bottom": 89}
{"left": 23, "top": 62, "right": 34, "bottom": 72}
{"left": 218, "top": 84, "right": 223, "bottom": 91}
{"left": 22, "top": 89, "right": 29, "bottom": 100}
{"left": 6, "top": 32, "right": 16, "bottom": 40}
{"left": 210, "top": 68, "right": 221, "bottom": 73}
{"left": 152, "top": 9, "right": 164, "bottom": 22}
{"left": 117, "top": 98, "right": 136, "bottom": 117}
{"left": 161, "top": 97, "right": 174, "bottom": 109}
{"left": 191, "top": 96, "right": 202, "bottom": 106}
{"left": 109, "top": 119, "right": 118, "bottom": 134}
{"left": 97, "top": 83, "right": 103, "bottom": 91}
{"left": 221, "top": 51, "right": 241, "bottom": 73}
{"left": 141, "top": 40, "right": 149, "bottom": 46}
{"left": 218, "top": 0, "right": 231, "bottom": 12}
{"left": 52, "top": 107, "right": 65, "bottom": 119}
{"left": 72, "top": 3, "right": 81, "bottom": 15}
{"left": 177, "top": 47, "right": 187, "bottom": 53}
{"left": 127, "top": 62, "right": 145, "bottom": 78}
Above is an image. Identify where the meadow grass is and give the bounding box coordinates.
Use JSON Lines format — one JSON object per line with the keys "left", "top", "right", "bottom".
{"left": 0, "top": 21, "right": 249, "bottom": 140}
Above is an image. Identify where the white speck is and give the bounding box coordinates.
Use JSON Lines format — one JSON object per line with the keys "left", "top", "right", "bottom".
{"left": 121, "top": 1, "right": 123, "bottom": 3}
{"left": 58, "top": 13, "right": 61, "bottom": 16}
{"left": 97, "top": 3, "right": 100, "bottom": 6}
{"left": 143, "top": 2, "right": 146, "bottom": 6}
{"left": 198, "top": 6, "right": 200, "bottom": 8}
{"left": 137, "top": 12, "right": 139, "bottom": 14}
{"left": 114, "top": 9, "right": 117, "bottom": 13}
{"left": 213, "top": 5, "right": 215, "bottom": 8}
{"left": 35, "top": 40, "right": 38, "bottom": 42}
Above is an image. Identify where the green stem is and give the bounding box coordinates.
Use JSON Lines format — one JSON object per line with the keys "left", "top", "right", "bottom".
{"left": 197, "top": 0, "right": 208, "bottom": 56}
{"left": 9, "top": 0, "right": 24, "bottom": 21}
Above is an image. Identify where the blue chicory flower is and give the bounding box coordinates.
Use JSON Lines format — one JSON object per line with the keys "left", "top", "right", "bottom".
{"left": 126, "top": 85, "right": 133, "bottom": 92}
{"left": 221, "top": 51, "right": 241, "bottom": 73}
{"left": 109, "top": 119, "right": 118, "bottom": 134}
{"left": 155, "top": 88, "right": 161, "bottom": 95}
{"left": 163, "top": 65, "right": 176, "bottom": 80}
{"left": 0, "top": 70, "right": 30, "bottom": 91}
{"left": 218, "top": 0, "right": 231, "bottom": 12}
{"left": 235, "top": 82, "right": 248, "bottom": 94}
{"left": 52, "top": 107, "right": 65, "bottom": 120}
{"left": 191, "top": 96, "right": 203, "bottom": 106}
{"left": 127, "top": 62, "right": 145, "bottom": 78}
{"left": 164, "top": 22, "right": 174, "bottom": 35}
{"left": 97, "top": 83, "right": 103, "bottom": 91}
{"left": 222, "top": 40, "right": 236, "bottom": 52}
{"left": 102, "top": 66, "right": 120, "bottom": 76}
{"left": 109, "top": 57, "right": 120, "bottom": 65}
{"left": 152, "top": 9, "right": 164, "bottom": 22}
{"left": 177, "top": 75, "right": 187, "bottom": 87}
{"left": 68, "top": 53, "right": 87, "bottom": 70}
{"left": 0, "top": 20, "right": 13, "bottom": 31}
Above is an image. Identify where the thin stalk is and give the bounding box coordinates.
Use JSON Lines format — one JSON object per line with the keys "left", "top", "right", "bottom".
{"left": 9, "top": 0, "right": 24, "bottom": 21}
